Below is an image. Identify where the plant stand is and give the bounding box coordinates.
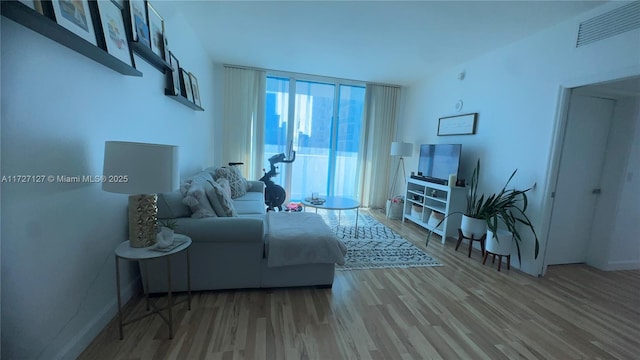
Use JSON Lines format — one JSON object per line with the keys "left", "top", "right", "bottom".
{"left": 482, "top": 250, "right": 511, "bottom": 272}
{"left": 455, "top": 228, "right": 486, "bottom": 258}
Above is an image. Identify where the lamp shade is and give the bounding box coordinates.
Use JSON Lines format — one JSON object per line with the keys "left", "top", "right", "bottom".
{"left": 390, "top": 142, "right": 413, "bottom": 157}
{"left": 102, "top": 141, "right": 179, "bottom": 194}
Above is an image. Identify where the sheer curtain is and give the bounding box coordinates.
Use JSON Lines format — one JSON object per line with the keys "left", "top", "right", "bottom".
{"left": 358, "top": 84, "right": 401, "bottom": 209}
{"left": 222, "top": 66, "right": 266, "bottom": 179}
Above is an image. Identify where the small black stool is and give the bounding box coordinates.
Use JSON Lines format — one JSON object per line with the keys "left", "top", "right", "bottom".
{"left": 455, "top": 229, "right": 486, "bottom": 258}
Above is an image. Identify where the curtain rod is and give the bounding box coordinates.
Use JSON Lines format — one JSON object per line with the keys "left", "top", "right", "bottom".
{"left": 222, "top": 63, "right": 401, "bottom": 88}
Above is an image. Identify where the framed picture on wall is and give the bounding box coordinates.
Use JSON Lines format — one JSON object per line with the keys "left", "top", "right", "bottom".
{"left": 146, "top": 2, "right": 165, "bottom": 58}
{"left": 50, "top": 0, "right": 97, "bottom": 46}
{"left": 17, "top": 0, "right": 45, "bottom": 14}
{"left": 128, "top": 0, "right": 147, "bottom": 44}
{"left": 189, "top": 72, "right": 201, "bottom": 107}
{"left": 437, "top": 113, "right": 478, "bottom": 136}
{"left": 168, "top": 51, "right": 181, "bottom": 96}
{"left": 180, "top": 68, "right": 194, "bottom": 101}
{"left": 96, "top": 0, "right": 134, "bottom": 67}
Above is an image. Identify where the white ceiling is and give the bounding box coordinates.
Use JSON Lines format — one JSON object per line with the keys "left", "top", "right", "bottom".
{"left": 162, "top": 0, "right": 607, "bottom": 85}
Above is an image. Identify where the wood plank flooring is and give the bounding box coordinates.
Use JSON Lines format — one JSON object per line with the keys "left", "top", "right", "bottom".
{"left": 80, "top": 210, "right": 640, "bottom": 359}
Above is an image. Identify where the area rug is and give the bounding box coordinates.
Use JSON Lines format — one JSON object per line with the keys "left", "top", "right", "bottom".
{"left": 316, "top": 210, "right": 442, "bottom": 270}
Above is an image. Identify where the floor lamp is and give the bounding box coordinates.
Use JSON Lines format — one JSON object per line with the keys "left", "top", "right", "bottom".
{"left": 102, "top": 141, "right": 180, "bottom": 248}
{"left": 388, "top": 142, "right": 413, "bottom": 217}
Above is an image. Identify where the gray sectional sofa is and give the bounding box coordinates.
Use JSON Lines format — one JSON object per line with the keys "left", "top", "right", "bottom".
{"left": 141, "top": 167, "right": 343, "bottom": 293}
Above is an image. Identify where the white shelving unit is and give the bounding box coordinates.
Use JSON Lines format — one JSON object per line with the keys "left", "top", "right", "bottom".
{"left": 403, "top": 177, "right": 466, "bottom": 243}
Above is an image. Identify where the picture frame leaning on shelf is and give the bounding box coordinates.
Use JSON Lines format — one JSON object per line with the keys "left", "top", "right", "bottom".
{"left": 146, "top": 1, "right": 165, "bottom": 58}
{"left": 168, "top": 51, "right": 181, "bottom": 96}
{"left": 189, "top": 72, "right": 201, "bottom": 107}
{"left": 50, "top": 0, "right": 98, "bottom": 46}
{"left": 96, "top": 0, "right": 134, "bottom": 67}
{"left": 180, "top": 68, "right": 194, "bottom": 102}
{"left": 128, "top": 0, "right": 146, "bottom": 43}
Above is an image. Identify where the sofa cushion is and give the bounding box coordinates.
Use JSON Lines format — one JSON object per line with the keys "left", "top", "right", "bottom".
{"left": 206, "top": 178, "right": 238, "bottom": 217}
{"left": 233, "top": 198, "right": 267, "bottom": 214}
{"left": 181, "top": 172, "right": 217, "bottom": 218}
{"left": 234, "top": 191, "right": 265, "bottom": 203}
{"left": 214, "top": 166, "right": 247, "bottom": 199}
{"left": 157, "top": 190, "right": 191, "bottom": 219}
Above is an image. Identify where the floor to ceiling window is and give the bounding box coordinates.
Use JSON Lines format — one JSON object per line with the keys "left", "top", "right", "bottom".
{"left": 265, "top": 75, "right": 365, "bottom": 201}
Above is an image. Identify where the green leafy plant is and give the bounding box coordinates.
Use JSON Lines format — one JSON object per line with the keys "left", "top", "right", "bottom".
{"left": 482, "top": 169, "right": 540, "bottom": 264}
{"left": 158, "top": 218, "right": 178, "bottom": 230}
{"left": 464, "top": 159, "right": 493, "bottom": 219}
{"left": 427, "top": 159, "right": 540, "bottom": 264}
{"left": 427, "top": 159, "right": 491, "bottom": 245}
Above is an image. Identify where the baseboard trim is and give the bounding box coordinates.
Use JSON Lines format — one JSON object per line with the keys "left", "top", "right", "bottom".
{"left": 605, "top": 260, "right": 640, "bottom": 271}
{"left": 53, "top": 275, "right": 140, "bottom": 360}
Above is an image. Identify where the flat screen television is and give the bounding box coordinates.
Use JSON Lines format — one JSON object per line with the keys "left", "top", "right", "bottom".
{"left": 416, "top": 144, "right": 462, "bottom": 184}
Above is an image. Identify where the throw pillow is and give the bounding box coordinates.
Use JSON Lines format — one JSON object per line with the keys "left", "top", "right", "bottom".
{"left": 180, "top": 172, "right": 217, "bottom": 218}
{"left": 214, "top": 166, "right": 247, "bottom": 199}
{"left": 206, "top": 178, "right": 238, "bottom": 217}
{"left": 157, "top": 190, "right": 192, "bottom": 218}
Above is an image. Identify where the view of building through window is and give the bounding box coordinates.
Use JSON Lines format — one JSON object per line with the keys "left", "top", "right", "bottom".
{"left": 265, "top": 76, "right": 365, "bottom": 201}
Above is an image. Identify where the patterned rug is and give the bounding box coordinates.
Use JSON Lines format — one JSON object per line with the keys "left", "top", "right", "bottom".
{"left": 315, "top": 209, "right": 442, "bottom": 270}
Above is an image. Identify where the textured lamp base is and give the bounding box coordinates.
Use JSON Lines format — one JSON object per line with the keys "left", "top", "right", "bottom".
{"left": 128, "top": 194, "right": 158, "bottom": 248}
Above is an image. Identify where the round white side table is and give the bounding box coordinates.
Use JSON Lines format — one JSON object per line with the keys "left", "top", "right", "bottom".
{"left": 114, "top": 234, "right": 192, "bottom": 339}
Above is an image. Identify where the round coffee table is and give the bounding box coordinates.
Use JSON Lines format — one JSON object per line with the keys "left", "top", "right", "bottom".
{"left": 301, "top": 196, "right": 360, "bottom": 238}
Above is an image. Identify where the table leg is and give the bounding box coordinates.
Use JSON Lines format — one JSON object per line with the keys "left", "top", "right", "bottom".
{"left": 144, "top": 260, "right": 150, "bottom": 311}
{"left": 115, "top": 255, "right": 123, "bottom": 340}
{"left": 187, "top": 247, "right": 192, "bottom": 311}
{"left": 167, "top": 256, "right": 173, "bottom": 339}
{"left": 355, "top": 208, "right": 359, "bottom": 239}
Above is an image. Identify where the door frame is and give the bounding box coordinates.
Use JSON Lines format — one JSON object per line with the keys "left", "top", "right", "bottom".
{"left": 538, "top": 86, "right": 572, "bottom": 276}
{"left": 540, "top": 73, "right": 640, "bottom": 276}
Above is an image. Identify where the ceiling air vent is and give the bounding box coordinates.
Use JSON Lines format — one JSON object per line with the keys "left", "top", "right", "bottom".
{"left": 576, "top": 1, "right": 640, "bottom": 47}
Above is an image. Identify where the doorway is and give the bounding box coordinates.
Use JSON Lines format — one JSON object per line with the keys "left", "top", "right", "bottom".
{"left": 543, "top": 76, "right": 640, "bottom": 270}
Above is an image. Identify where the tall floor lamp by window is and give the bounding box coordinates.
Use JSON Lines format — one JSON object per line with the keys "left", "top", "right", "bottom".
{"left": 387, "top": 141, "right": 413, "bottom": 218}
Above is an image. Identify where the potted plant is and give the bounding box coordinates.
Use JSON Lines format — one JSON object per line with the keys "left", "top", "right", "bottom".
{"left": 427, "top": 159, "right": 491, "bottom": 244}
{"left": 459, "top": 159, "right": 494, "bottom": 239}
{"left": 482, "top": 169, "right": 540, "bottom": 264}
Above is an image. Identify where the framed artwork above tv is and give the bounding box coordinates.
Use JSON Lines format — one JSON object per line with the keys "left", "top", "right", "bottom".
{"left": 438, "top": 113, "right": 477, "bottom": 136}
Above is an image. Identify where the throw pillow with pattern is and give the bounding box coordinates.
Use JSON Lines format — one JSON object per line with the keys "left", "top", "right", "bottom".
{"left": 214, "top": 166, "right": 247, "bottom": 199}
{"left": 206, "top": 178, "right": 238, "bottom": 217}
{"left": 180, "top": 172, "right": 217, "bottom": 218}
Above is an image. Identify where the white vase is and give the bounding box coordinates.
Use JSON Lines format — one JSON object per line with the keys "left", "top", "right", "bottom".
{"left": 485, "top": 229, "right": 513, "bottom": 255}
{"left": 460, "top": 215, "right": 487, "bottom": 239}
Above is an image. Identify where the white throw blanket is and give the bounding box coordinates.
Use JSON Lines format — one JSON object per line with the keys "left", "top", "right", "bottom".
{"left": 266, "top": 212, "right": 347, "bottom": 267}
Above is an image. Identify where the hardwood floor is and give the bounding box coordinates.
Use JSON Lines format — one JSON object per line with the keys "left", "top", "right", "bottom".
{"left": 80, "top": 210, "right": 640, "bottom": 359}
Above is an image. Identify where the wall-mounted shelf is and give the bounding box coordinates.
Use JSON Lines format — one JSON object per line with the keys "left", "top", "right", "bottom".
{"left": 1, "top": 1, "right": 142, "bottom": 77}
{"left": 131, "top": 41, "right": 171, "bottom": 73}
{"left": 164, "top": 89, "right": 204, "bottom": 111}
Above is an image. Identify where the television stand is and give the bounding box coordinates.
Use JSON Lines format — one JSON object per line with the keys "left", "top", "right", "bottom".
{"left": 403, "top": 177, "right": 465, "bottom": 245}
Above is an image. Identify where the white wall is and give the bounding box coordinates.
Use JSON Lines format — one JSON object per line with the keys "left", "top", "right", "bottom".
{"left": 399, "top": 2, "right": 640, "bottom": 275}
{"left": 0, "top": 4, "right": 216, "bottom": 358}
